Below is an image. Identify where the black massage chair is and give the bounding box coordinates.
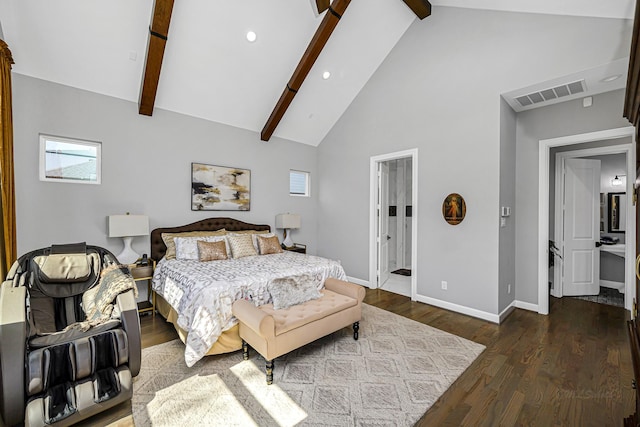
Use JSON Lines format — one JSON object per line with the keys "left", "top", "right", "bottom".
{"left": 0, "top": 243, "right": 141, "bottom": 426}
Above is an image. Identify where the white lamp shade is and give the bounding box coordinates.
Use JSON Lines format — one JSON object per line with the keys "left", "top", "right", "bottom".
{"left": 108, "top": 215, "right": 149, "bottom": 238}
{"left": 275, "top": 213, "right": 301, "bottom": 230}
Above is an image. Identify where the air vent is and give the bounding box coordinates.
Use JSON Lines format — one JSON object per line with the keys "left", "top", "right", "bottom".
{"left": 515, "top": 79, "right": 586, "bottom": 107}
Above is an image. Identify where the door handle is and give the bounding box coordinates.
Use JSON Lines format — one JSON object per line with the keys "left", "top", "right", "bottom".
{"left": 636, "top": 254, "right": 640, "bottom": 281}
{"left": 595, "top": 241, "right": 602, "bottom": 248}
{"left": 386, "top": 235, "right": 391, "bottom": 241}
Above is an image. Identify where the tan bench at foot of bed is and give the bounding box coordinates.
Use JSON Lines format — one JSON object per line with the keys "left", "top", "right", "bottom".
{"left": 232, "top": 277, "right": 365, "bottom": 384}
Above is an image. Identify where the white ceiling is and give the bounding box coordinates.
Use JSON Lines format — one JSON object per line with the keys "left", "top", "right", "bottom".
{"left": 0, "top": 0, "right": 634, "bottom": 146}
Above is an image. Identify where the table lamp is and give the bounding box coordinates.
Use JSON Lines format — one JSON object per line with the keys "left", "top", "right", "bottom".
{"left": 275, "top": 213, "right": 300, "bottom": 248}
{"left": 108, "top": 213, "right": 149, "bottom": 264}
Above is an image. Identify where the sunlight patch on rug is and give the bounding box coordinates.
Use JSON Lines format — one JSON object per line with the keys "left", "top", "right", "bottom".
{"left": 133, "top": 304, "right": 485, "bottom": 426}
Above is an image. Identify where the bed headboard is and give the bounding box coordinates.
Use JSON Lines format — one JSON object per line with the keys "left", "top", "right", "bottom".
{"left": 150, "top": 217, "right": 271, "bottom": 262}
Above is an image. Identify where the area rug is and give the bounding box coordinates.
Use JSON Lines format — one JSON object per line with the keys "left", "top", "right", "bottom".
{"left": 132, "top": 304, "right": 485, "bottom": 426}
{"left": 391, "top": 268, "right": 411, "bottom": 276}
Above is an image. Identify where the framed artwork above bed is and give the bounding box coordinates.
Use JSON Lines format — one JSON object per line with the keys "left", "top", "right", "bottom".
{"left": 191, "top": 162, "right": 251, "bottom": 211}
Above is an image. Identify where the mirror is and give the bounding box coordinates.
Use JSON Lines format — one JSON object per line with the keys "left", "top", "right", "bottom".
{"left": 607, "top": 192, "right": 626, "bottom": 233}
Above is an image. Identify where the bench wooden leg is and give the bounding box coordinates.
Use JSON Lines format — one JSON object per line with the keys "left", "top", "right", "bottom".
{"left": 353, "top": 321, "right": 359, "bottom": 340}
{"left": 242, "top": 340, "right": 249, "bottom": 360}
{"left": 266, "top": 359, "right": 274, "bottom": 385}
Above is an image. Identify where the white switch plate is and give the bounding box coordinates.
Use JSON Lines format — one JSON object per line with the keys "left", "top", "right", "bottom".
{"left": 441, "top": 281, "right": 447, "bottom": 290}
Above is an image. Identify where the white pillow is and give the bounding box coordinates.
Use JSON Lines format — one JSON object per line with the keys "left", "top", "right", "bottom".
{"left": 175, "top": 235, "right": 229, "bottom": 260}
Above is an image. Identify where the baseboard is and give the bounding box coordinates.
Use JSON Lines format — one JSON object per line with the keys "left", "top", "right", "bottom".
{"left": 347, "top": 276, "right": 371, "bottom": 288}
{"left": 414, "top": 293, "right": 500, "bottom": 324}
{"left": 515, "top": 300, "right": 539, "bottom": 312}
{"left": 600, "top": 279, "right": 624, "bottom": 292}
{"left": 499, "top": 302, "right": 516, "bottom": 322}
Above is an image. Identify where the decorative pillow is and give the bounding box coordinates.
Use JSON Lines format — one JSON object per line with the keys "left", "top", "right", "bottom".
{"left": 174, "top": 235, "right": 228, "bottom": 260}
{"left": 267, "top": 274, "right": 322, "bottom": 310}
{"left": 257, "top": 235, "right": 283, "bottom": 255}
{"left": 197, "top": 240, "right": 228, "bottom": 261}
{"left": 161, "top": 230, "right": 227, "bottom": 260}
{"left": 233, "top": 229, "right": 271, "bottom": 234}
{"left": 250, "top": 232, "right": 276, "bottom": 252}
{"left": 227, "top": 233, "right": 258, "bottom": 258}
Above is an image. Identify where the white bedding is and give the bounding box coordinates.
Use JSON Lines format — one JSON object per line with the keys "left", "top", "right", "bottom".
{"left": 152, "top": 251, "right": 347, "bottom": 366}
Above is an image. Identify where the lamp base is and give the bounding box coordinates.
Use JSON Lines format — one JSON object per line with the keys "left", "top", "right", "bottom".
{"left": 282, "top": 229, "right": 294, "bottom": 248}
{"left": 116, "top": 236, "right": 140, "bottom": 264}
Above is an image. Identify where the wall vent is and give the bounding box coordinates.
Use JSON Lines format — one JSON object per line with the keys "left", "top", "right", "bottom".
{"left": 515, "top": 79, "right": 587, "bottom": 107}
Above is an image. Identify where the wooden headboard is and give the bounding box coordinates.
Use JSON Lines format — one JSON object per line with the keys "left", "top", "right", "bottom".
{"left": 150, "top": 217, "right": 271, "bottom": 261}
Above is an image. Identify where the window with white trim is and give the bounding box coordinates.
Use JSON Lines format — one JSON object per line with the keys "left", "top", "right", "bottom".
{"left": 39, "top": 134, "right": 101, "bottom": 184}
{"left": 289, "top": 170, "right": 310, "bottom": 197}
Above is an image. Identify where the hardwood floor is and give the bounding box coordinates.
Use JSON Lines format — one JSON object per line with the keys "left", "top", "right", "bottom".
{"left": 86, "top": 288, "right": 633, "bottom": 426}
{"left": 362, "top": 290, "right": 634, "bottom": 426}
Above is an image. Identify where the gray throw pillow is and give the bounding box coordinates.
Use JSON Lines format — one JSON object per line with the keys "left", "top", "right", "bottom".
{"left": 267, "top": 274, "right": 322, "bottom": 310}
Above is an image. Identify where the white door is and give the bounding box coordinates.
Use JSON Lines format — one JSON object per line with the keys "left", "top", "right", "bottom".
{"left": 562, "top": 158, "right": 601, "bottom": 296}
{"left": 378, "top": 162, "right": 390, "bottom": 287}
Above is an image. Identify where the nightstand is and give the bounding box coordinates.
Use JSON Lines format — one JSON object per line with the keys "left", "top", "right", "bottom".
{"left": 128, "top": 260, "right": 156, "bottom": 315}
{"left": 284, "top": 243, "right": 306, "bottom": 254}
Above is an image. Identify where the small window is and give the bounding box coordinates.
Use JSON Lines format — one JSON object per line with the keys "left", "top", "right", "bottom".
{"left": 39, "top": 134, "right": 101, "bottom": 184}
{"left": 290, "top": 170, "right": 310, "bottom": 197}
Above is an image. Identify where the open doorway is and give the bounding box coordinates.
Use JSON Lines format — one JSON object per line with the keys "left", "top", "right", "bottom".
{"left": 369, "top": 149, "right": 418, "bottom": 300}
{"left": 552, "top": 148, "right": 628, "bottom": 308}
{"left": 538, "top": 127, "right": 635, "bottom": 314}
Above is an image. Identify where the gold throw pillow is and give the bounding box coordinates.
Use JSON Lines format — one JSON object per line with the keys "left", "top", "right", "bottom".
{"left": 161, "top": 229, "right": 227, "bottom": 260}
{"left": 197, "top": 240, "right": 228, "bottom": 261}
{"left": 257, "top": 235, "right": 283, "bottom": 255}
{"left": 227, "top": 233, "right": 258, "bottom": 258}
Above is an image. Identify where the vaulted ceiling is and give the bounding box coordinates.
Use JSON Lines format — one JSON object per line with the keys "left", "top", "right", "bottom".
{"left": 0, "top": 0, "right": 635, "bottom": 146}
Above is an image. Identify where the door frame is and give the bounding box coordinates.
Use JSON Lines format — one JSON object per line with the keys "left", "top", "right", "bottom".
{"left": 538, "top": 126, "right": 635, "bottom": 314}
{"left": 553, "top": 146, "right": 630, "bottom": 299}
{"left": 378, "top": 161, "right": 390, "bottom": 287}
{"left": 369, "top": 148, "right": 418, "bottom": 300}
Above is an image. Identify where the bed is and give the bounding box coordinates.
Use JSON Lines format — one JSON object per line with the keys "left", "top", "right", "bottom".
{"left": 150, "top": 217, "right": 347, "bottom": 366}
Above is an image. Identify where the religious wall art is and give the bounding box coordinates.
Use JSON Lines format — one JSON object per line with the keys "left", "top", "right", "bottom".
{"left": 442, "top": 193, "right": 466, "bottom": 225}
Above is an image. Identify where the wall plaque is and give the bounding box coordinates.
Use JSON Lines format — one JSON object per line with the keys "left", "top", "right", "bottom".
{"left": 442, "top": 193, "right": 466, "bottom": 225}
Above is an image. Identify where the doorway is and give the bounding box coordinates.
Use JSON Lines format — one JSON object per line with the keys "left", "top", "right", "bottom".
{"left": 538, "top": 127, "right": 635, "bottom": 314}
{"left": 552, "top": 148, "right": 628, "bottom": 308}
{"left": 369, "top": 149, "right": 418, "bottom": 300}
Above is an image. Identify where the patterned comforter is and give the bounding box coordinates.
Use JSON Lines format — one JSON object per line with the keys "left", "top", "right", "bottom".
{"left": 152, "top": 251, "right": 347, "bottom": 366}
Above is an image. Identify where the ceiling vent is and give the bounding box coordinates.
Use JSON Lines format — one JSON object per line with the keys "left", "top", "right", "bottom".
{"left": 515, "top": 79, "right": 587, "bottom": 107}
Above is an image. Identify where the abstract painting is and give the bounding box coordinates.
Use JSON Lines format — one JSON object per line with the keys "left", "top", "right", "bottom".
{"left": 191, "top": 163, "right": 251, "bottom": 211}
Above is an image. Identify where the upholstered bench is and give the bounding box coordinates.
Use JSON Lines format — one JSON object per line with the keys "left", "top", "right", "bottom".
{"left": 232, "top": 277, "right": 365, "bottom": 384}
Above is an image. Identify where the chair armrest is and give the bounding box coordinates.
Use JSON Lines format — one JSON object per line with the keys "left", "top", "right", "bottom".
{"left": 324, "top": 278, "right": 365, "bottom": 302}
{"left": 116, "top": 290, "right": 141, "bottom": 377}
{"left": 232, "top": 299, "right": 275, "bottom": 337}
{"left": 0, "top": 281, "right": 26, "bottom": 426}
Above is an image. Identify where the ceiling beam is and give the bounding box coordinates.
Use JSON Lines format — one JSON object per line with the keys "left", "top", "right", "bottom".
{"left": 261, "top": 0, "right": 351, "bottom": 141}
{"left": 402, "top": 0, "right": 432, "bottom": 19}
{"left": 315, "top": 0, "right": 330, "bottom": 14}
{"left": 138, "top": 0, "right": 175, "bottom": 116}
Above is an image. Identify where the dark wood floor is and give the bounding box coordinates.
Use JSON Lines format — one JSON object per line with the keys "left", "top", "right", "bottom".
{"left": 89, "top": 288, "right": 634, "bottom": 426}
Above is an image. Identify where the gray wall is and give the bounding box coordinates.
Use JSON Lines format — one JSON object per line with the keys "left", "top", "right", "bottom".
{"left": 515, "top": 89, "right": 630, "bottom": 305}
{"left": 499, "top": 98, "right": 517, "bottom": 312}
{"left": 317, "top": 6, "right": 631, "bottom": 316}
{"left": 12, "top": 74, "right": 319, "bottom": 258}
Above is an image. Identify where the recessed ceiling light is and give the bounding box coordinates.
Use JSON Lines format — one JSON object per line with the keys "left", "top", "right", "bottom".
{"left": 601, "top": 74, "right": 621, "bottom": 83}
{"left": 322, "top": 71, "right": 331, "bottom": 80}
{"left": 246, "top": 31, "right": 257, "bottom": 43}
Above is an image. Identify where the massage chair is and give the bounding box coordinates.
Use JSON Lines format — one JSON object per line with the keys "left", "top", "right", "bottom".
{"left": 0, "top": 243, "right": 141, "bottom": 426}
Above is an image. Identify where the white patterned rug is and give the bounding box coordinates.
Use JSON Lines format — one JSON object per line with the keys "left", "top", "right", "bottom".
{"left": 132, "top": 304, "right": 485, "bottom": 426}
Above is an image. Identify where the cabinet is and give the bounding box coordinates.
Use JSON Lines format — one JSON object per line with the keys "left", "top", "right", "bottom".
{"left": 128, "top": 260, "right": 156, "bottom": 315}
